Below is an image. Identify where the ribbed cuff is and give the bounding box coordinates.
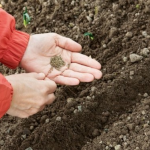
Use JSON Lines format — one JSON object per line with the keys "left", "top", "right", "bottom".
{"left": 1, "top": 30, "right": 30, "bottom": 69}
{"left": 0, "top": 74, "right": 13, "bottom": 118}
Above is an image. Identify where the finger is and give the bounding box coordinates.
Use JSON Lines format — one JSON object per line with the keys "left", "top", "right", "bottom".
{"left": 43, "top": 79, "right": 57, "bottom": 93}
{"left": 54, "top": 33, "right": 82, "bottom": 52}
{"left": 71, "top": 53, "right": 101, "bottom": 69}
{"left": 25, "top": 72, "right": 45, "bottom": 80}
{"left": 62, "top": 70, "right": 94, "bottom": 82}
{"left": 69, "top": 63, "right": 102, "bottom": 79}
{"left": 53, "top": 75, "right": 80, "bottom": 85}
{"left": 46, "top": 93, "right": 56, "bottom": 105}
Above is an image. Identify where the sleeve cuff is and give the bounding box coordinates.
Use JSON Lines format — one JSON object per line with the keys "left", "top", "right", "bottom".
{"left": 0, "top": 74, "right": 13, "bottom": 118}
{"left": 0, "top": 30, "right": 30, "bottom": 69}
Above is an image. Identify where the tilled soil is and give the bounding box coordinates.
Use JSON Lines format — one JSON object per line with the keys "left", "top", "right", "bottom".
{"left": 1, "top": 0, "right": 150, "bottom": 150}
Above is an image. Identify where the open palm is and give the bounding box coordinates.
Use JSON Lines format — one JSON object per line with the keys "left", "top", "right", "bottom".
{"left": 20, "top": 33, "right": 102, "bottom": 85}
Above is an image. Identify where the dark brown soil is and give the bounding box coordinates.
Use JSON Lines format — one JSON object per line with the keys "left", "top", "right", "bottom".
{"left": 1, "top": 0, "right": 150, "bottom": 150}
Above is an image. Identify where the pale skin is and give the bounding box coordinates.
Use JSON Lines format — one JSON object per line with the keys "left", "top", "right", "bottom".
{"left": 5, "top": 33, "right": 102, "bottom": 118}
{"left": 20, "top": 33, "right": 102, "bottom": 85}
{"left": 6, "top": 73, "right": 56, "bottom": 118}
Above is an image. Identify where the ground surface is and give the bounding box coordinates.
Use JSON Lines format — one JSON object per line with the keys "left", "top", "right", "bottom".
{"left": 1, "top": 0, "right": 150, "bottom": 150}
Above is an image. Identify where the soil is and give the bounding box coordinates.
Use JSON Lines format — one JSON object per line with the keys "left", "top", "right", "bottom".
{"left": 1, "top": 0, "right": 150, "bottom": 150}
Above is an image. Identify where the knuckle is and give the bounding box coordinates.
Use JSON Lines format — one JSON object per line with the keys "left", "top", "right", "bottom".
{"left": 51, "top": 81, "right": 57, "bottom": 90}
{"left": 37, "top": 98, "right": 46, "bottom": 107}
{"left": 48, "top": 81, "right": 57, "bottom": 91}
{"left": 47, "top": 94, "right": 56, "bottom": 104}
{"left": 41, "top": 87, "right": 48, "bottom": 94}
{"left": 27, "top": 108, "right": 39, "bottom": 116}
{"left": 51, "top": 94, "right": 56, "bottom": 101}
{"left": 40, "top": 99, "right": 46, "bottom": 106}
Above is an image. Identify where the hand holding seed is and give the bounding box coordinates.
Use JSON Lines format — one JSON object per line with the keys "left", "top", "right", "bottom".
{"left": 20, "top": 33, "right": 102, "bottom": 85}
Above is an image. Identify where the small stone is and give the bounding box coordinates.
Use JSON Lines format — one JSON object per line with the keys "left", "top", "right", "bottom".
{"left": 123, "top": 136, "right": 127, "bottom": 142}
{"left": 86, "top": 16, "right": 92, "bottom": 22}
{"left": 30, "top": 126, "right": 34, "bottom": 130}
{"left": 123, "top": 57, "right": 128, "bottom": 62}
{"left": 125, "top": 32, "right": 133, "bottom": 38}
{"left": 77, "top": 105, "right": 82, "bottom": 112}
{"left": 145, "top": 131, "right": 150, "bottom": 136}
{"left": 89, "top": 13, "right": 94, "bottom": 18}
{"left": 143, "top": 99, "right": 150, "bottom": 105}
{"left": 140, "top": 48, "right": 149, "bottom": 57}
{"left": 56, "top": 116, "right": 61, "bottom": 121}
{"left": 105, "top": 146, "right": 109, "bottom": 150}
{"left": 129, "top": 54, "right": 143, "bottom": 63}
{"left": 102, "top": 111, "right": 110, "bottom": 117}
{"left": 145, "top": 105, "right": 150, "bottom": 110}
{"left": 86, "top": 96, "right": 91, "bottom": 100}
{"left": 71, "top": 0, "right": 75, "bottom": 5}
{"left": 122, "top": 142, "right": 128, "bottom": 148}
{"left": 73, "top": 109, "right": 78, "bottom": 114}
{"left": 119, "top": 135, "right": 123, "bottom": 139}
{"left": 22, "top": 135, "right": 26, "bottom": 139}
{"left": 25, "top": 147, "right": 33, "bottom": 150}
{"left": 130, "top": 71, "right": 134, "bottom": 76}
{"left": 23, "top": 6, "right": 26, "bottom": 11}
{"left": 103, "top": 44, "right": 107, "bottom": 48}
{"left": 130, "top": 75, "right": 133, "bottom": 79}
{"left": 91, "top": 86, "right": 97, "bottom": 92}
{"left": 109, "top": 27, "right": 118, "bottom": 38}
{"left": 112, "top": 3, "right": 119, "bottom": 12}
{"left": 69, "top": 23, "right": 75, "bottom": 28}
{"left": 143, "top": 124, "right": 149, "bottom": 128}
{"left": 67, "top": 98, "right": 74, "bottom": 103}
{"left": 127, "top": 116, "right": 131, "bottom": 120}
{"left": 135, "top": 126, "right": 140, "bottom": 132}
{"left": 142, "top": 110, "right": 146, "bottom": 115}
{"left": 115, "top": 145, "right": 121, "bottom": 150}
{"left": 0, "top": 140, "right": 4, "bottom": 146}
{"left": 144, "top": 5, "right": 150, "bottom": 13}
{"left": 45, "top": 118, "right": 50, "bottom": 123}
{"left": 135, "top": 13, "right": 140, "bottom": 17}
{"left": 142, "top": 31, "right": 148, "bottom": 37}
{"left": 127, "top": 123, "right": 134, "bottom": 130}
{"left": 66, "top": 100, "right": 77, "bottom": 108}
{"left": 143, "top": 93, "right": 149, "bottom": 98}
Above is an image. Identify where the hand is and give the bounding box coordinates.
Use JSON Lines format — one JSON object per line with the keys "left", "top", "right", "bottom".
{"left": 5, "top": 73, "right": 56, "bottom": 118}
{"left": 20, "top": 33, "right": 102, "bottom": 85}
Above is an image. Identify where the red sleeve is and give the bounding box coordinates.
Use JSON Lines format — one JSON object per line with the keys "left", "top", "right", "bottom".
{"left": 0, "top": 74, "right": 13, "bottom": 118}
{"left": 0, "top": 8, "right": 30, "bottom": 69}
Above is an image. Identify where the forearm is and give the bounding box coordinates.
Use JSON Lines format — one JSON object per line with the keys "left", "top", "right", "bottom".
{"left": 0, "top": 8, "right": 30, "bottom": 69}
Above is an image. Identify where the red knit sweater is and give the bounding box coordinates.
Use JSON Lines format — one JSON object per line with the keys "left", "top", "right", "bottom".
{"left": 0, "top": 8, "right": 30, "bottom": 118}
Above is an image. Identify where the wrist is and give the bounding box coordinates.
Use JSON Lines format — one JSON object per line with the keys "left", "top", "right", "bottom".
{"left": 1, "top": 30, "right": 30, "bottom": 69}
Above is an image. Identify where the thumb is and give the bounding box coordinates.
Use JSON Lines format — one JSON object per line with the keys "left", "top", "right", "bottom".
{"left": 27, "top": 72, "right": 45, "bottom": 80}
